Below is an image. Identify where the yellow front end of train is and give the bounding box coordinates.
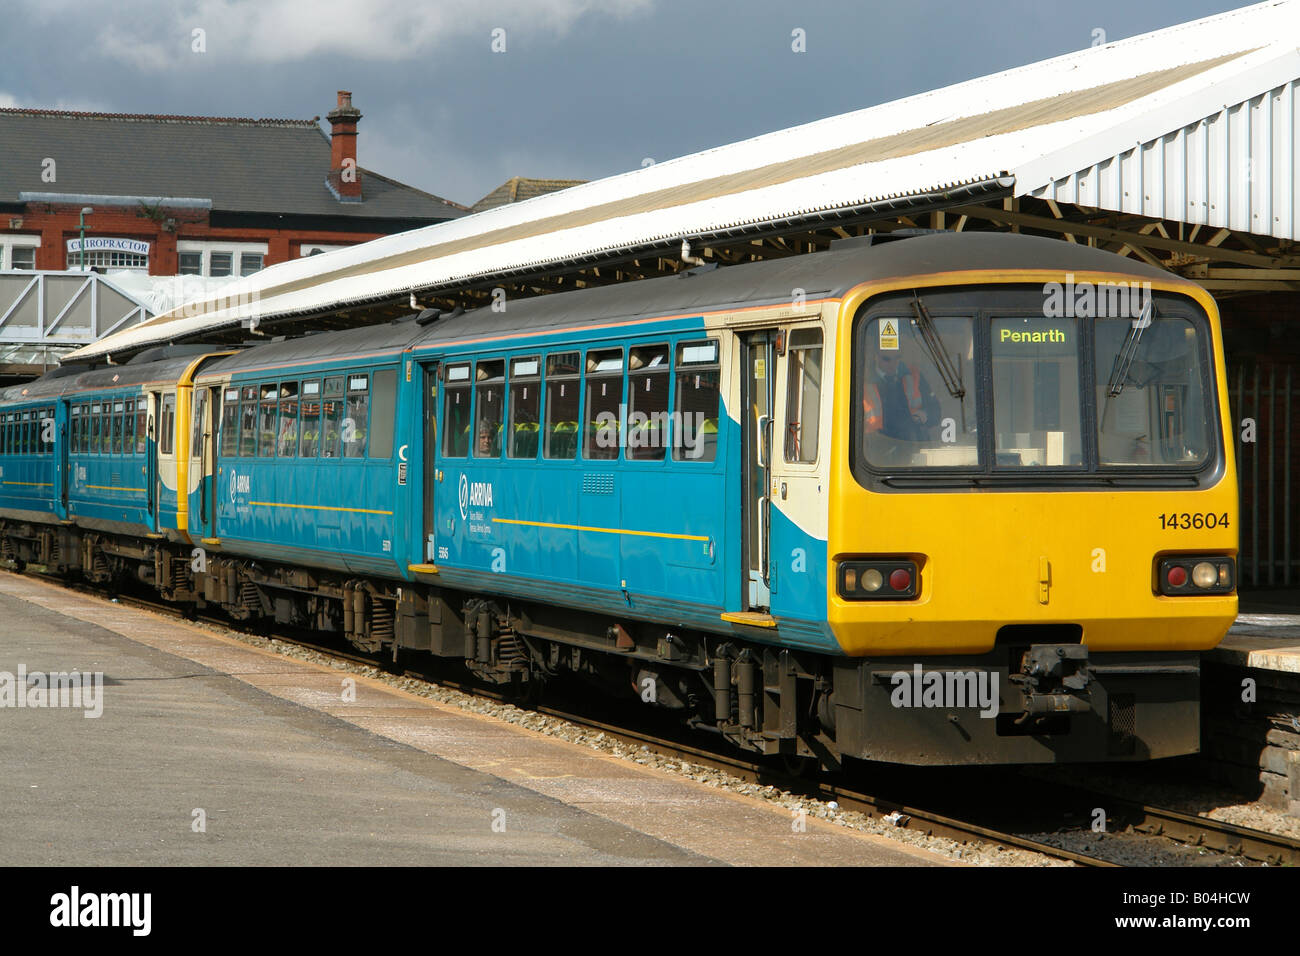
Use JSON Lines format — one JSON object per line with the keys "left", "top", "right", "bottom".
{"left": 822, "top": 269, "right": 1236, "bottom": 764}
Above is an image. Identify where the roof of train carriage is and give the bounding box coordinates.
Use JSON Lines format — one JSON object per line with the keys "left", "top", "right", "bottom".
{"left": 0, "top": 346, "right": 216, "bottom": 404}
{"left": 194, "top": 232, "right": 1187, "bottom": 377}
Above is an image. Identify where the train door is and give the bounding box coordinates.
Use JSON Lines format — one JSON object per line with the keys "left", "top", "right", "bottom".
{"left": 146, "top": 391, "right": 161, "bottom": 530}
{"left": 191, "top": 386, "right": 219, "bottom": 540}
{"left": 741, "top": 330, "right": 778, "bottom": 610}
{"left": 55, "top": 400, "right": 70, "bottom": 519}
{"left": 420, "top": 361, "right": 439, "bottom": 564}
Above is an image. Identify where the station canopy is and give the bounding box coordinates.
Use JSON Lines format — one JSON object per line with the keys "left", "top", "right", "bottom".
{"left": 68, "top": 0, "right": 1300, "bottom": 364}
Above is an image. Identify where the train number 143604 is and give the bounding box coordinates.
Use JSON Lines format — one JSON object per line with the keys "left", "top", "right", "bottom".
{"left": 1159, "top": 512, "right": 1229, "bottom": 530}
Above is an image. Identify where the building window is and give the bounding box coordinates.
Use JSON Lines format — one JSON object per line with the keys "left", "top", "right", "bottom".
{"left": 2, "top": 239, "right": 40, "bottom": 270}
{"left": 176, "top": 242, "right": 269, "bottom": 278}
{"left": 75, "top": 250, "right": 148, "bottom": 271}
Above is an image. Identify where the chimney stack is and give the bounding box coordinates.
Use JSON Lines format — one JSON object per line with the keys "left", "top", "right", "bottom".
{"left": 327, "top": 90, "right": 363, "bottom": 200}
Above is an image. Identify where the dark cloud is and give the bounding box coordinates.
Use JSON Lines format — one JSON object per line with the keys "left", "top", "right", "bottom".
{"left": 0, "top": 0, "right": 1257, "bottom": 207}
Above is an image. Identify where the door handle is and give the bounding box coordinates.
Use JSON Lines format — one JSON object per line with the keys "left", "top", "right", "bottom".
{"left": 756, "top": 414, "right": 769, "bottom": 468}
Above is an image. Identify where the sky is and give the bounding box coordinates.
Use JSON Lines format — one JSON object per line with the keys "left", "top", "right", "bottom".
{"left": 0, "top": 0, "right": 1262, "bottom": 208}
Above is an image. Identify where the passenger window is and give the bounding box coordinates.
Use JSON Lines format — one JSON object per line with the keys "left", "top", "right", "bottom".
{"left": 160, "top": 396, "right": 175, "bottom": 455}
{"left": 441, "top": 364, "right": 471, "bottom": 458}
{"left": 277, "top": 382, "right": 299, "bottom": 457}
{"left": 299, "top": 381, "right": 321, "bottom": 458}
{"left": 784, "top": 328, "right": 823, "bottom": 463}
{"left": 544, "top": 352, "right": 580, "bottom": 460}
{"left": 628, "top": 344, "right": 670, "bottom": 461}
{"left": 369, "top": 369, "right": 396, "bottom": 459}
{"left": 90, "top": 404, "right": 102, "bottom": 455}
{"left": 135, "top": 403, "right": 147, "bottom": 455}
{"left": 220, "top": 389, "right": 239, "bottom": 457}
{"left": 240, "top": 386, "right": 258, "bottom": 457}
{"left": 673, "top": 340, "right": 720, "bottom": 462}
{"left": 584, "top": 348, "right": 623, "bottom": 460}
{"left": 474, "top": 360, "right": 504, "bottom": 458}
{"left": 124, "top": 400, "right": 136, "bottom": 456}
{"left": 344, "top": 374, "right": 369, "bottom": 458}
{"left": 508, "top": 356, "right": 541, "bottom": 459}
{"left": 258, "top": 384, "right": 278, "bottom": 457}
{"left": 322, "top": 377, "right": 345, "bottom": 458}
{"left": 70, "top": 408, "right": 80, "bottom": 455}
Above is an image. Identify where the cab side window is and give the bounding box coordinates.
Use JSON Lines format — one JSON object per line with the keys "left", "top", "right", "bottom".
{"left": 784, "top": 328, "right": 824, "bottom": 463}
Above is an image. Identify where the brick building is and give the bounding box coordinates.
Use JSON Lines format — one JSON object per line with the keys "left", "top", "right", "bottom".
{"left": 0, "top": 92, "right": 466, "bottom": 277}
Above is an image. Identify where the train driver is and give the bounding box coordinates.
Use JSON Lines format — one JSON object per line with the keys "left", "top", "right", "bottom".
{"left": 862, "top": 342, "right": 940, "bottom": 443}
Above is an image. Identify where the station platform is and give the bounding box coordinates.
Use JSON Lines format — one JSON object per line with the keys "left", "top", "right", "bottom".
{"left": 0, "top": 573, "right": 945, "bottom": 867}
{"left": 1214, "top": 614, "right": 1300, "bottom": 673}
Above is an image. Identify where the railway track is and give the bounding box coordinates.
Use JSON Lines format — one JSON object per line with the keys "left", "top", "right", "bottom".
{"left": 12, "top": 566, "right": 1299, "bottom": 868}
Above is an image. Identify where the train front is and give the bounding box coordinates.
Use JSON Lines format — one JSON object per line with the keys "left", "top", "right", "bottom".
{"left": 826, "top": 267, "right": 1237, "bottom": 765}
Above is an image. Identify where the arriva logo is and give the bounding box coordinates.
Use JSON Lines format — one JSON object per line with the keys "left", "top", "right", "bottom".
{"left": 229, "top": 470, "right": 250, "bottom": 503}
{"left": 458, "top": 475, "right": 493, "bottom": 520}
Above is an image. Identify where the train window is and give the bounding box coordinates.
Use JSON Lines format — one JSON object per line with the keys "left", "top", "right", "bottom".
{"left": 1094, "top": 315, "right": 1210, "bottom": 467}
{"left": 240, "top": 387, "right": 258, "bottom": 457}
{"left": 369, "top": 369, "right": 396, "bottom": 459}
{"left": 543, "top": 352, "right": 581, "bottom": 460}
{"left": 124, "top": 400, "right": 136, "bottom": 455}
{"left": 344, "top": 374, "right": 368, "bottom": 458}
{"left": 628, "top": 345, "right": 670, "bottom": 461}
{"left": 583, "top": 349, "right": 623, "bottom": 460}
{"left": 189, "top": 393, "right": 204, "bottom": 459}
{"left": 277, "top": 382, "right": 299, "bottom": 458}
{"left": 69, "top": 407, "right": 80, "bottom": 456}
{"left": 991, "top": 317, "right": 1082, "bottom": 468}
{"left": 112, "top": 401, "right": 125, "bottom": 454}
{"left": 258, "top": 384, "right": 278, "bottom": 457}
{"left": 299, "top": 381, "right": 321, "bottom": 458}
{"left": 442, "top": 364, "right": 471, "bottom": 458}
{"left": 673, "top": 340, "right": 720, "bottom": 462}
{"left": 160, "top": 395, "right": 176, "bottom": 456}
{"left": 508, "top": 356, "right": 541, "bottom": 459}
{"left": 473, "top": 361, "right": 504, "bottom": 458}
{"left": 322, "top": 377, "right": 345, "bottom": 458}
{"left": 784, "top": 328, "right": 823, "bottom": 464}
{"left": 221, "top": 389, "right": 239, "bottom": 457}
{"left": 859, "top": 315, "right": 977, "bottom": 469}
{"left": 135, "top": 402, "right": 147, "bottom": 455}
{"left": 89, "top": 404, "right": 102, "bottom": 455}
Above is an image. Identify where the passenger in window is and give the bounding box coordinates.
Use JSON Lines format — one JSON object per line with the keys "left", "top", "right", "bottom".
{"left": 862, "top": 342, "right": 940, "bottom": 442}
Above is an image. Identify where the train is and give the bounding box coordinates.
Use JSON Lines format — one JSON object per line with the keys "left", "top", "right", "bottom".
{"left": 0, "top": 231, "right": 1238, "bottom": 767}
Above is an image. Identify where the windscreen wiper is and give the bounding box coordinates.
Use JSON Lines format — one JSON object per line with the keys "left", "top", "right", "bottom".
{"left": 1107, "top": 300, "right": 1154, "bottom": 397}
{"left": 910, "top": 292, "right": 965, "bottom": 400}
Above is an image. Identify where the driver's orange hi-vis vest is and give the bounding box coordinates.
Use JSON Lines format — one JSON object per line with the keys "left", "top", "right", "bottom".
{"left": 863, "top": 365, "right": 923, "bottom": 432}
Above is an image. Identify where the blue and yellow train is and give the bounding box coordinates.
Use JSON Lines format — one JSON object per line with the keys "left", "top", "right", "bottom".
{"left": 0, "top": 233, "right": 1239, "bottom": 766}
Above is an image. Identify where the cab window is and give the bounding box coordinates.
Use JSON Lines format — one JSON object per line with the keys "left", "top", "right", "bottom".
{"left": 784, "top": 328, "right": 823, "bottom": 464}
